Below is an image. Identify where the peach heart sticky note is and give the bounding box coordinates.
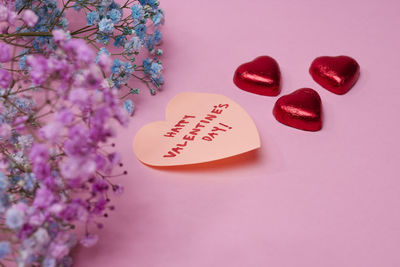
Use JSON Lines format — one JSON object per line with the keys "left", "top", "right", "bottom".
{"left": 133, "top": 92, "right": 260, "bottom": 166}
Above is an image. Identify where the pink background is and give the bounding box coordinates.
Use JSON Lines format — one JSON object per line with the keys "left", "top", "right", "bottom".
{"left": 74, "top": 0, "right": 400, "bottom": 266}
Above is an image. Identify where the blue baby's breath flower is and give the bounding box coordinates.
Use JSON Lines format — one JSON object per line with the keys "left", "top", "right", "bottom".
{"left": 98, "top": 18, "right": 114, "bottom": 33}
{"left": 152, "top": 10, "right": 164, "bottom": 26}
{"left": 15, "top": 98, "right": 31, "bottom": 111}
{"left": 150, "top": 61, "right": 162, "bottom": 79}
{"left": 107, "top": 9, "right": 121, "bottom": 24}
{"left": 156, "top": 49, "right": 163, "bottom": 56}
{"left": 154, "top": 29, "right": 162, "bottom": 44}
{"left": 44, "top": 0, "right": 58, "bottom": 8}
{"left": 131, "top": 4, "right": 144, "bottom": 21}
{"left": 96, "top": 33, "right": 110, "bottom": 44}
{"left": 5, "top": 206, "right": 25, "bottom": 230}
{"left": 139, "top": 0, "right": 158, "bottom": 7}
{"left": 86, "top": 10, "right": 100, "bottom": 26}
{"left": 43, "top": 258, "right": 56, "bottom": 267}
{"left": 59, "top": 17, "right": 69, "bottom": 28}
{"left": 124, "top": 36, "right": 142, "bottom": 54}
{"left": 0, "top": 242, "right": 11, "bottom": 259}
{"left": 111, "top": 59, "right": 134, "bottom": 87}
{"left": 153, "top": 75, "right": 164, "bottom": 86}
{"left": 143, "top": 58, "right": 152, "bottom": 73}
{"left": 0, "top": 194, "right": 9, "bottom": 213}
{"left": 23, "top": 173, "right": 36, "bottom": 192}
{"left": 19, "top": 55, "right": 27, "bottom": 70}
{"left": 123, "top": 99, "right": 134, "bottom": 116}
{"left": 95, "top": 47, "right": 110, "bottom": 63}
{"left": 109, "top": 1, "right": 121, "bottom": 10}
{"left": 14, "top": 0, "right": 24, "bottom": 12}
{"left": 111, "top": 59, "right": 122, "bottom": 74}
{"left": 0, "top": 172, "right": 8, "bottom": 191}
{"left": 135, "top": 24, "right": 147, "bottom": 40}
{"left": 145, "top": 35, "right": 155, "bottom": 51}
{"left": 113, "top": 35, "right": 127, "bottom": 47}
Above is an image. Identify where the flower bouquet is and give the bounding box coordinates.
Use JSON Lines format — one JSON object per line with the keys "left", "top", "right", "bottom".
{"left": 0, "top": 0, "right": 164, "bottom": 265}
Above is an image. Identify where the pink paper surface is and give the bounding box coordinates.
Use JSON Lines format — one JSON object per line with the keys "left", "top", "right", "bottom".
{"left": 74, "top": 0, "right": 400, "bottom": 266}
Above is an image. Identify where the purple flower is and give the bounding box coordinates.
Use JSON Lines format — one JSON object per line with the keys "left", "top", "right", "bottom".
{"left": 55, "top": 108, "right": 74, "bottom": 125}
{"left": 112, "top": 184, "right": 124, "bottom": 195}
{"left": 29, "top": 144, "right": 49, "bottom": 163}
{"left": 84, "top": 64, "right": 103, "bottom": 88}
{"left": 92, "top": 197, "right": 107, "bottom": 215}
{"left": 52, "top": 29, "right": 68, "bottom": 44}
{"left": 80, "top": 234, "right": 98, "bottom": 248}
{"left": 68, "top": 87, "right": 90, "bottom": 108}
{"left": 0, "top": 0, "right": 163, "bottom": 262}
{"left": 113, "top": 106, "right": 129, "bottom": 126}
{"left": 60, "top": 157, "right": 96, "bottom": 181}
{"left": 13, "top": 115, "right": 29, "bottom": 132}
{"left": 108, "top": 152, "right": 121, "bottom": 166}
{"left": 60, "top": 200, "right": 88, "bottom": 222}
{"left": 0, "top": 123, "right": 11, "bottom": 140}
{"left": 39, "top": 122, "right": 63, "bottom": 143}
{"left": 92, "top": 179, "right": 109, "bottom": 194}
{"left": 0, "top": 5, "right": 8, "bottom": 21}
{"left": 64, "top": 39, "right": 95, "bottom": 64}
{"left": 7, "top": 11, "right": 16, "bottom": 25}
{"left": 49, "top": 242, "right": 69, "bottom": 259}
{"left": 0, "top": 43, "right": 10, "bottom": 62}
{"left": 33, "top": 186, "right": 55, "bottom": 209}
{"left": 32, "top": 162, "right": 51, "bottom": 181}
{"left": 33, "top": 228, "right": 50, "bottom": 246}
{"left": 97, "top": 53, "right": 111, "bottom": 69}
{"left": 22, "top": 10, "right": 38, "bottom": 27}
{"left": 63, "top": 125, "right": 92, "bottom": 156}
{"left": 30, "top": 144, "right": 52, "bottom": 180}
{"left": 0, "top": 69, "right": 11, "bottom": 88}
{"left": 29, "top": 211, "right": 46, "bottom": 226}
{"left": 27, "top": 55, "right": 48, "bottom": 85}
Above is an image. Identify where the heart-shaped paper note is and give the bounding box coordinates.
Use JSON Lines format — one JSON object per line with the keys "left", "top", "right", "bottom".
{"left": 133, "top": 92, "right": 260, "bottom": 166}
{"left": 233, "top": 56, "right": 281, "bottom": 96}
{"left": 309, "top": 55, "right": 360, "bottom": 95}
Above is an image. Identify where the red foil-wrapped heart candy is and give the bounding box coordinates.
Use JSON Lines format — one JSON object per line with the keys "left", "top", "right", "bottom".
{"left": 273, "top": 88, "right": 322, "bottom": 131}
{"left": 233, "top": 56, "right": 281, "bottom": 96}
{"left": 309, "top": 55, "right": 360, "bottom": 95}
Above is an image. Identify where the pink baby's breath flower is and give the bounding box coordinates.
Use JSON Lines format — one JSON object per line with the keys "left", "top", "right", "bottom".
{"left": 52, "top": 29, "right": 68, "bottom": 44}
{"left": 33, "top": 186, "right": 55, "bottom": 209}
{"left": 39, "top": 121, "right": 63, "bottom": 143}
{"left": 49, "top": 242, "right": 69, "bottom": 259}
{"left": 0, "top": 69, "right": 11, "bottom": 88}
{"left": 22, "top": 10, "right": 38, "bottom": 27}
{"left": 13, "top": 115, "right": 29, "bottom": 132}
{"left": 7, "top": 11, "right": 17, "bottom": 25}
{"left": 0, "top": 5, "right": 8, "bottom": 21}
{"left": 80, "top": 234, "right": 98, "bottom": 248}
{"left": 64, "top": 39, "right": 95, "bottom": 64}
{"left": 29, "top": 212, "right": 46, "bottom": 226}
{"left": 0, "top": 123, "right": 11, "bottom": 140}
{"left": 68, "top": 87, "right": 90, "bottom": 108}
{"left": 0, "top": 43, "right": 10, "bottom": 63}
{"left": 98, "top": 53, "right": 111, "bottom": 69}
{"left": 26, "top": 55, "right": 48, "bottom": 85}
